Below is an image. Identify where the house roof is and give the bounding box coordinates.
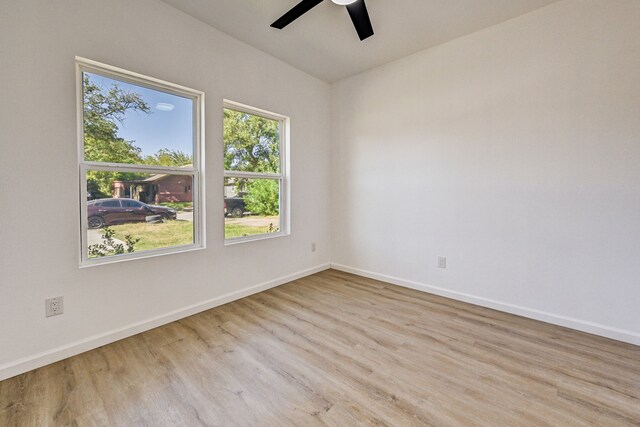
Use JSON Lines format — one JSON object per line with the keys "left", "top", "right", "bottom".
{"left": 144, "top": 164, "right": 193, "bottom": 182}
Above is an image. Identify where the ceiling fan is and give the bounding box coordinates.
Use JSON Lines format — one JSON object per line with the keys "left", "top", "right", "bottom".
{"left": 271, "top": 0, "right": 374, "bottom": 41}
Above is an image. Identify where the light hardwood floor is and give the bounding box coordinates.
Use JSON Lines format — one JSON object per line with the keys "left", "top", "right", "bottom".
{"left": 1, "top": 269, "right": 639, "bottom": 426}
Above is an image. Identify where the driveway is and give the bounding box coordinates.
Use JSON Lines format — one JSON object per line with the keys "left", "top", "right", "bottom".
{"left": 177, "top": 211, "right": 193, "bottom": 221}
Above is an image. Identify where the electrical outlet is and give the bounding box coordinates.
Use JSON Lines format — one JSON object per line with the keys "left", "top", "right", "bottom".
{"left": 438, "top": 256, "right": 447, "bottom": 269}
{"left": 311, "top": 242, "right": 317, "bottom": 252}
{"left": 46, "top": 296, "right": 64, "bottom": 317}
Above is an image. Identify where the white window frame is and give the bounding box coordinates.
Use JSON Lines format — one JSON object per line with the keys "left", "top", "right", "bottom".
{"left": 223, "top": 100, "right": 290, "bottom": 244}
{"left": 77, "top": 57, "right": 206, "bottom": 267}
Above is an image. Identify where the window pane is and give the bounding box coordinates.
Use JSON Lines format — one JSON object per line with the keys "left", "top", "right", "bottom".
{"left": 223, "top": 108, "right": 280, "bottom": 174}
{"left": 121, "top": 200, "right": 143, "bottom": 208}
{"left": 83, "top": 72, "right": 193, "bottom": 167}
{"left": 101, "top": 200, "right": 121, "bottom": 208}
{"left": 224, "top": 178, "right": 280, "bottom": 239}
{"left": 86, "top": 170, "right": 194, "bottom": 258}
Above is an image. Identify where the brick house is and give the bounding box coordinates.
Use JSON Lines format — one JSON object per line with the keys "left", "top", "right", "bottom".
{"left": 113, "top": 173, "right": 193, "bottom": 204}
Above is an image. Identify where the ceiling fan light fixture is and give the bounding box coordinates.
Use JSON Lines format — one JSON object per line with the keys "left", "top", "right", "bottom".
{"left": 272, "top": 0, "right": 373, "bottom": 41}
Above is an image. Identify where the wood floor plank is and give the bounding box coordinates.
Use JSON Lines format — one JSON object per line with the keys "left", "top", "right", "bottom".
{"left": 1, "top": 269, "right": 639, "bottom": 426}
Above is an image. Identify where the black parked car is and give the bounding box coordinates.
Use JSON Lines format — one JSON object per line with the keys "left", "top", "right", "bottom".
{"left": 224, "top": 195, "right": 246, "bottom": 218}
{"left": 87, "top": 198, "right": 177, "bottom": 228}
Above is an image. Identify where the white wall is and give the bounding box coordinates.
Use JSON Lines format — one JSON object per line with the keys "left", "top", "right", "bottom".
{"left": 331, "top": 0, "right": 640, "bottom": 344}
{"left": 0, "top": 0, "right": 331, "bottom": 379}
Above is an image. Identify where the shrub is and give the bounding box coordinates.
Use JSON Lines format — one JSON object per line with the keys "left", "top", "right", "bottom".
{"left": 88, "top": 226, "right": 140, "bottom": 257}
{"left": 245, "top": 179, "right": 279, "bottom": 216}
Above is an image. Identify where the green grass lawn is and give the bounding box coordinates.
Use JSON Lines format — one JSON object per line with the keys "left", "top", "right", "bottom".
{"left": 110, "top": 221, "right": 194, "bottom": 251}
{"left": 105, "top": 219, "right": 276, "bottom": 252}
{"left": 158, "top": 202, "right": 193, "bottom": 211}
{"left": 224, "top": 223, "right": 273, "bottom": 239}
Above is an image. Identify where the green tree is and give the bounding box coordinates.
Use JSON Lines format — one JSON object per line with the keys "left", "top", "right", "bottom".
{"left": 223, "top": 109, "right": 280, "bottom": 174}
{"left": 83, "top": 75, "right": 149, "bottom": 195}
{"left": 224, "top": 109, "right": 280, "bottom": 214}
{"left": 83, "top": 75, "right": 149, "bottom": 144}
{"left": 144, "top": 148, "right": 192, "bottom": 167}
{"left": 245, "top": 179, "right": 279, "bottom": 216}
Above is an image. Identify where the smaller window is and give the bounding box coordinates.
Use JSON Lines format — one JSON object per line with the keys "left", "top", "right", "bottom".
{"left": 223, "top": 101, "right": 289, "bottom": 242}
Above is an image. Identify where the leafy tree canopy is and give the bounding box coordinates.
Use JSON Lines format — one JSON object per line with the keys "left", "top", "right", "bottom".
{"left": 245, "top": 179, "right": 279, "bottom": 216}
{"left": 224, "top": 109, "right": 280, "bottom": 174}
{"left": 144, "top": 148, "right": 192, "bottom": 167}
{"left": 83, "top": 75, "right": 150, "bottom": 150}
{"left": 224, "top": 109, "right": 281, "bottom": 214}
{"left": 83, "top": 75, "right": 150, "bottom": 195}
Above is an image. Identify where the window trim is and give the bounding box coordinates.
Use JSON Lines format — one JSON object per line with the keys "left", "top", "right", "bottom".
{"left": 223, "top": 99, "right": 290, "bottom": 244}
{"left": 76, "top": 57, "right": 206, "bottom": 267}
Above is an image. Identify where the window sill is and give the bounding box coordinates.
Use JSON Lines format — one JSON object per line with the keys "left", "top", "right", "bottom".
{"left": 224, "top": 231, "right": 290, "bottom": 246}
{"left": 79, "top": 243, "right": 205, "bottom": 268}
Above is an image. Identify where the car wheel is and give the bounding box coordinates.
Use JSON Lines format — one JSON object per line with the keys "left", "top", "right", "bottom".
{"left": 231, "top": 207, "right": 243, "bottom": 218}
{"left": 88, "top": 216, "right": 105, "bottom": 229}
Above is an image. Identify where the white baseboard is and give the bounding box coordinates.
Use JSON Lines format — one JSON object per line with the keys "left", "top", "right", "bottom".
{"left": 0, "top": 263, "right": 331, "bottom": 382}
{"left": 331, "top": 263, "right": 640, "bottom": 346}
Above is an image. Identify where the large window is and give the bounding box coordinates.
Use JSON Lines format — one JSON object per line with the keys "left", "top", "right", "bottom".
{"left": 77, "top": 58, "right": 204, "bottom": 265}
{"left": 223, "top": 101, "right": 289, "bottom": 242}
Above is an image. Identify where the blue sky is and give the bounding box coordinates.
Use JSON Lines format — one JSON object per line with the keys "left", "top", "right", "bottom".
{"left": 86, "top": 73, "right": 193, "bottom": 158}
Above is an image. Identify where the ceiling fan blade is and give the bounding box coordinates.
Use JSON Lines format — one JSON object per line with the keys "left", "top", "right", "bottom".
{"left": 346, "top": 0, "right": 374, "bottom": 41}
{"left": 271, "top": 0, "right": 324, "bottom": 29}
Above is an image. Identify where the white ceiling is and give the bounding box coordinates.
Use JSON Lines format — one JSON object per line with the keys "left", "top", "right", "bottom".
{"left": 159, "top": 0, "right": 561, "bottom": 82}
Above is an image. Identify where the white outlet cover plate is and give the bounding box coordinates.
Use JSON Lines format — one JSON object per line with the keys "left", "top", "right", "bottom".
{"left": 46, "top": 296, "right": 64, "bottom": 317}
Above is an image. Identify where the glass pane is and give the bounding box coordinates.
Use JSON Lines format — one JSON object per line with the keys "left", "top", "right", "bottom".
{"left": 224, "top": 178, "right": 280, "bottom": 239}
{"left": 82, "top": 72, "right": 194, "bottom": 167}
{"left": 86, "top": 170, "right": 194, "bottom": 258}
{"left": 223, "top": 108, "right": 280, "bottom": 174}
{"left": 101, "top": 200, "right": 121, "bottom": 208}
{"left": 121, "top": 200, "right": 144, "bottom": 208}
